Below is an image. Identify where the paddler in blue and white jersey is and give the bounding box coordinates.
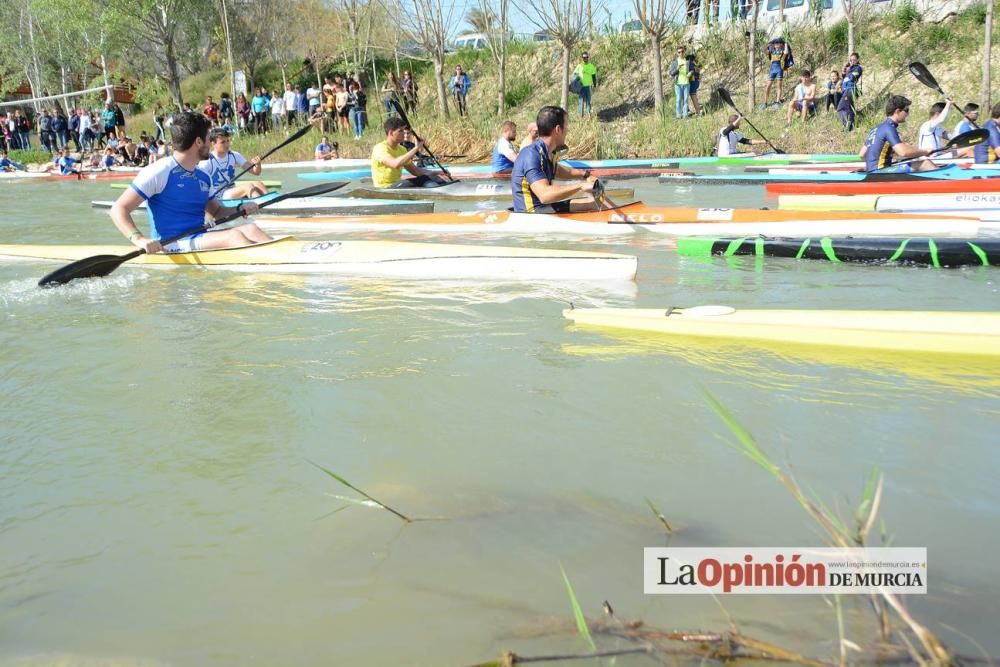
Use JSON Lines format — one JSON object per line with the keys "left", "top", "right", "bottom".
{"left": 491, "top": 120, "right": 519, "bottom": 174}
{"left": 0, "top": 150, "right": 25, "bottom": 171}
{"left": 860, "top": 95, "right": 936, "bottom": 172}
{"left": 510, "top": 105, "right": 597, "bottom": 214}
{"left": 197, "top": 126, "right": 268, "bottom": 200}
{"left": 109, "top": 111, "right": 270, "bottom": 255}
{"left": 48, "top": 148, "right": 79, "bottom": 175}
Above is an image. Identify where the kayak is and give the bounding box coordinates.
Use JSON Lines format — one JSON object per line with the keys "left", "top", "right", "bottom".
{"left": 660, "top": 164, "right": 996, "bottom": 186}
{"left": 778, "top": 193, "right": 1000, "bottom": 223}
{"left": 767, "top": 175, "right": 1000, "bottom": 195}
{"left": 340, "top": 180, "right": 635, "bottom": 201}
{"left": 0, "top": 237, "right": 637, "bottom": 281}
{"left": 676, "top": 236, "right": 999, "bottom": 267}
{"left": 110, "top": 180, "right": 283, "bottom": 190}
{"left": 745, "top": 157, "right": 980, "bottom": 173}
{"left": 434, "top": 167, "right": 686, "bottom": 181}
{"left": 255, "top": 203, "right": 980, "bottom": 238}
{"left": 91, "top": 194, "right": 435, "bottom": 216}
{"left": 563, "top": 306, "right": 1000, "bottom": 357}
{"left": 0, "top": 171, "right": 49, "bottom": 179}
{"left": 266, "top": 158, "right": 371, "bottom": 170}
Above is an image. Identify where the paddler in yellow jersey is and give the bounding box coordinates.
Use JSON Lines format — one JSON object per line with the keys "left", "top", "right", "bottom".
{"left": 370, "top": 116, "right": 446, "bottom": 188}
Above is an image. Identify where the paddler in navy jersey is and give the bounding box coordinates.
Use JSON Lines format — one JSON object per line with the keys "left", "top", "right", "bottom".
{"left": 860, "top": 95, "right": 936, "bottom": 172}
{"left": 109, "top": 111, "right": 270, "bottom": 255}
{"left": 510, "top": 105, "right": 597, "bottom": 214}
{"left": 973, "top": 102, "right": 1000, "bottom": 164}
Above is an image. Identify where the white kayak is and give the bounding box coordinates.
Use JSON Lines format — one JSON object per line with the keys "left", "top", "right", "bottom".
{"left": 0, "top": 237, "right": 637, "bottom": 281}
{"left": 264, "top": 158, "right": 371, "bottom": 170}
{"left": 255, "top": 203, "right": 980, "bottom": 238}
{"left": 779, "top": 193, "right": 1000, "bottom": 225}
{"left": 0, "top": 171, "right": 49, "bottom": 180}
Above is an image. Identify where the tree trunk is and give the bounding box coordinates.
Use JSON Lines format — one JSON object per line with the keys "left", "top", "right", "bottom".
{"left": 560, "top": 44, "right": 571, "bottom": 111}
{"left": 101, "top": 53, "right": 113, "bottom": 104}
{"left": 433, "top": 57, "right": 450, "bottom": 118}
{"left": 652, "top": 34, "right": 664, "bottom": 110}
{"left": 847, "top": 15, "right": 855, "bottom": 57}
{"left": 164, "top": 37, "right": 184, "bottom": 109}
{"left": 748, "top": 1, "right": 759, "bottom": 108}
{"left": 982, "top": 0, "right": 994, "bottom": 112}
{"left": 498, "top": 52, "right": 507, "bottom": 115}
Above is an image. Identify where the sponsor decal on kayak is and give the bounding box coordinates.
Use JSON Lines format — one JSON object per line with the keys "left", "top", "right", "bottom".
{"left": 644, "top": 547, "right": 926, "bottom": 594}
{"left": 695, "top": 208, "right": 734, "bottom": 221}
{"left": 300, "top": 241, "right": 343, "bottom": 255}
{"left": 608, "top": 212, "right": 662, "bottom": 224}
{"left": 955, "top": 194, "right": 1000, "bottom": 204}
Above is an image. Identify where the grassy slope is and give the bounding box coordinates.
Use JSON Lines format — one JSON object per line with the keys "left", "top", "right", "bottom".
{"left": 19, "top": 3, "right": 996, "bottom": 166}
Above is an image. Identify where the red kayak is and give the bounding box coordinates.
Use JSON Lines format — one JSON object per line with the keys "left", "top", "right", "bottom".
{"left": 767, "top": 175, "right": 1000, "bottom": 195}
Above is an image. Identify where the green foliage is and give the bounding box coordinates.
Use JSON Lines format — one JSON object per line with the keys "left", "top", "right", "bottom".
{"left": 9, "top": 149, "right": 51, "bottom": 165}
{"left": 956, "top": 1, "right": 988, "bottom": 25}
{"left": 888, "top": 0, "right": 922, "bottom": 32}
{"left": 504, "top": 80, "right": 533, "bottom": 109}
{"left": 826, "top": 19, "right": 848, "bottom": 56}
{"left": 600, "top": 32, "right": 646, "bottom": 72}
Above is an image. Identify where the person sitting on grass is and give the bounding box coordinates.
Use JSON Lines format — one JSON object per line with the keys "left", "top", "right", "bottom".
{"left": 785, "top": 69, "right": 817, "bottom": 126}
{"left": 370, "top": 116, "right": 446, "bottom": 189}
{"left": 197, "top": 127, "right": 267, "bottom": 200}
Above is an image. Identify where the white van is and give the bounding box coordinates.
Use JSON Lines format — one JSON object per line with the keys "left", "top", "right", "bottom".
{"left": 453, "top": 33, "right": 489, "bottom": 50}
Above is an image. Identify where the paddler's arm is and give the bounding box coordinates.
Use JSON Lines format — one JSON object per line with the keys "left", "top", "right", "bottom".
{"left": 529, "top": 174, "right": 597, "bottom": 204}
{"left": 891, "top": 142, "right": 931, "bottom": 159}
{"left": 244, "top": 155, "right": 262, "bottom": 176}
{"left": 555, "top": 162, "right": 590, "bottom": 180}
{"left": 109, "top": 187, "right": 162, "bottom": 254}
{"left": 205, "top": 198, "right": 260, "bottom": 222}
{"left": 380, "top": 140, "right": 424, "bottom": 171}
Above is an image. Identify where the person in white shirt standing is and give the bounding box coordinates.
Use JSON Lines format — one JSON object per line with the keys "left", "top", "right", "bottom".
{"left": 197, "top": 127, "right": 268, "bottom": 200}
{"left": 917, "top": 98, "right": 953, "bottom": 152}
{"left": 269, "top": 90, "right": 285, "bottom": 131}
{"left": 282, "top": 83, "right": 298, "bottom": 126}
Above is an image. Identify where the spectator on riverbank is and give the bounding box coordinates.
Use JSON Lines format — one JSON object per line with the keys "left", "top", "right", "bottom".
{"left": 219, "top": 93, "right": 234, "bottom": 127}
{"left": 51, "top": 109, "right": 68, "bottom": 150}
{"left": 762, "top": 36, "right": 793, "bottom": 108}
{"left": 669, "top": 45, "right": 691, "bottom": 119}
{"left": 382, "top": 72, "right": 401, "bottom": 114}
{"left": 14, "top": 111, "right": 31, "bottom": 150}
{"left": 101, "top": 103, "right": 117, "bottom": 143}
{"left": 687, "top": 52, "right": 702, "bottom": 116}
{"left": 37, "top": 109, "right": 54, "bottom": 152}
{"left": 401, "top": 71, "right": 418, "bottom": 114}
{"left": 270, "top": 89, "right": 285, "bottom": 130}
{"left": 449, "top": 66, "right": 472, "bottom": 117}
{"left": 574, "top": 52, "right": 597, "bottom": 117}
{"left": 113, "top": 103, "right": 126, "bottom": 139}
{"left": 236, "top": 93, "right": 251, "bottom": 131}
{"left": 785, "top": 69, "right": 817, "bottom": 125}
{"left": 826, "top": 70, "right": 842, "bottom": 112}
{"left": 251, "top": 88, "right": 270, "bottom": 134}
{"left": 348, "top": 81, "right": 367, "bottom": 139}
{"left": 283, "top": 84, "right": 297, "bottom": 126}
{"left": 204, "top": 95, "right": 219, "bottom": 125}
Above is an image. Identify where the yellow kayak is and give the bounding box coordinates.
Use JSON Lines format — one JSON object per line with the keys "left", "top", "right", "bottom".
{"left": 0, "top": 237, "right": 637, "bottom": 281}
{"left": 563, "top": 306, "right": 1000, "bottom": 356}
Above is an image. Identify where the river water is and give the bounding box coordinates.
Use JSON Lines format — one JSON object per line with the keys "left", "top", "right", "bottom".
{"left": 1, "top": 168, "right": 998, "bottom": 666}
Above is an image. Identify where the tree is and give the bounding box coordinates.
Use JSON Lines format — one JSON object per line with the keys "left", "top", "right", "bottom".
{"left": 465, "top": 6, "right": 491, "bottom": 33}
{"left": 225, "top": 0, "right": 286, "bottom": 93}
{"left": 288, "top": 0, "right": 341, "bottom": 89}
{"left": 633, "top": 0, "right": 682, "bottom": 112}
{"left": 477, "top": 0, "right": 511, "bottom": 115}
{"left": 982, "top": 0, "right": 994, "bottom": 112}
{"left": 111, "top": 0, "right": 215, "bottom": 108}
{"left": 519, "top": 0, "right": 592, "bottom": 111}
{"left": 747, "top": 0, "right": 761, "bottom": 108}
{"left": 405, "top": 0, "right": 458, "bottom": 118}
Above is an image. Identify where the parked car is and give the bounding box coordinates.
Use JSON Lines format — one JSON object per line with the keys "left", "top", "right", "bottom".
{"left": 453, "top": 33, "right": 489, "bottom": 49}
{"left": 532, "top": 30, "right": 555, "bottom": 42}
{"left": 621, "top": 19, "right": 643, "bottom": 34}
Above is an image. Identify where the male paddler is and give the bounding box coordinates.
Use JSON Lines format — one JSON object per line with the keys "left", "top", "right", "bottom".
{"left": 110, "top": 111, "right": 270, "bottom": 254}
{"left": 510, "top": 105, "right": 597, "bottom": 213}
{"left": 370, "top": 116, "right": 446, "bottom": 188}
{"left": 197, "top": 127, "right": 268, "bottom": 200}
{"left": 860, "top": 95, "right": 936, "bottom": 172}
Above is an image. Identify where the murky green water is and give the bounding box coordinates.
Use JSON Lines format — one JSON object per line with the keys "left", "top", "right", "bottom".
{"left": 1, "top": 171, "right": 998, "bottom": 666}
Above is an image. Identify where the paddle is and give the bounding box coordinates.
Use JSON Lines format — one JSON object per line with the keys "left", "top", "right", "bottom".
{"left": 717, "top": 87, "right": 785, "bottom": 154}
{"left": 868, "top": 128, "right": 988, "bottom": 172}
{"left": 388, "top": 98, "right": 454, "bottom": 182}
{"left": 37, "top": 180, "right": 349, "bottom": 287}
{"left": 590, "top": 179, "right": 616, "bottom": 211}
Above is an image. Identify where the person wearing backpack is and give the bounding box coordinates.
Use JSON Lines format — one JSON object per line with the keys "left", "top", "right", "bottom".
{"left": 762, "top": 36, "right": 793, "bottom": 109}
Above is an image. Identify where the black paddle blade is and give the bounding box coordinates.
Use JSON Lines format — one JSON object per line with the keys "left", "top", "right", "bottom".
{"left": 717, "top": 87, "right": 735, "bottom": 108}
{"left": 948, "top": 128, "right": 988, "bottom": 149}
{"left": 389, "top": 99, "right": 410, "bottom": 128}
{"left": 38, "top": 253, "right": 133, "bottom": 287}
{"left": 908, "top": 62, "right": 943, "bottom": 94}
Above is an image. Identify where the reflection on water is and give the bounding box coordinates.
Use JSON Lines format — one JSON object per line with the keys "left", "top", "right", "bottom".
{"left": 2, "top": 176, "right": 999, "bottom": 665}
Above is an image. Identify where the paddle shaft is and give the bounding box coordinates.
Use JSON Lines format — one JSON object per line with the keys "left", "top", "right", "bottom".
{"left": 717, "top": 87, "right": 784, "bottom": 154}
{"left": 389, "top": 100, "right": 453, "bottom": 181}
{"left": 870, "top": 129, "right": 989, "bottom": 171}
